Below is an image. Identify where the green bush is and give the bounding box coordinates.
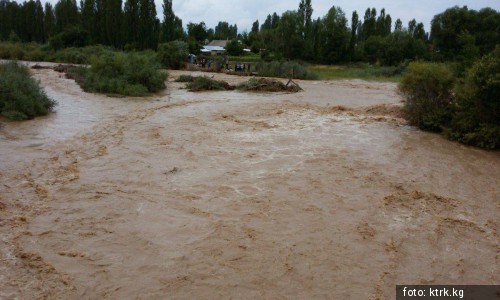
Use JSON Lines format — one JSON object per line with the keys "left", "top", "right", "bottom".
{"left": 82, "top": 51, "right": 167, "bottom": 96}
{"left": 0, "top": 42, "right": 48, "bottom": 61}
{"left": 157, "top": 41, "right": 188, "bottom": 69}
{"left": 399, "top": 62, "right": 455, "bottom": 131}
{"left": 226, "top": 39, "right": 243, "bottom": 56}
{"left": 46, "top": 45, "right": 113, "bottom": 64}
{"left": 447, "top": 46, "right": 500, "bottom": 149}
{"left": 49, "top": 26, "right": 89, "bottom": 51}
{"left": 254, "top": 61, "right": 319, "bottom": 80}
{"left": 0, "top": 61, "right": 57, "bottom": 120}
{"left": 0, "top": 42, "right": 25, "bottom": 60}
{"left": 399, "top": 49, "right": 500, "bottom": 149}
{"left": 0, "top": 42, "right": 113, "bottom": 64}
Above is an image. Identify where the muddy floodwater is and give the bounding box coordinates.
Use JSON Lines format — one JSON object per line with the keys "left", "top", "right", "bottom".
{"left": 1, "top": 65, "right": 499, "bottom": 299}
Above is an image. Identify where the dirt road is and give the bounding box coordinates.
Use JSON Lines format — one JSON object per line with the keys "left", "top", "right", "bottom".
{"left": 1, "top": 67, "right": 498, "bottom": 299}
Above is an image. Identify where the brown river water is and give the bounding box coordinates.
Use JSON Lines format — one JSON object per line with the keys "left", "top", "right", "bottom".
{"left": 0, "top": 65, "right": 499, "bottom": 299}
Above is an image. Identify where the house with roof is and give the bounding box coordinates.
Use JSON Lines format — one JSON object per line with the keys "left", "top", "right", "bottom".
{"left": 200, "top": 40, "right": 228, "bottom": 55}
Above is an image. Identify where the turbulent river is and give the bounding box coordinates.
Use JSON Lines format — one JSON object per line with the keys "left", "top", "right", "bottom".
{"left": 0, "top": 65, "right": 498, "bottom": 299}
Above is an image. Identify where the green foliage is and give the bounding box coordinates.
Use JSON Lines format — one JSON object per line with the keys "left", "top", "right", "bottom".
{"left": 48, "top": 45, "right": 111, "bottom": 64}
{"left": 0, "top": 42, "right": 54, "bottom": 61}
{"left": 400, "top": 50, "right": 500, "bottom": 149}
{"left": 161, "top": 0, "right": 183, "bottom": 42}
{"left": 225, "top": 39, "right": 243, "bottom": 56}
{"left": 310, "top": 63, "right": 405, "bottom": 81}
{"left": 8, "top": 31, "right": 21, "bottom": 43}
{"left": 399, "top": 62, "right": 455, "bottom": 131}
{"left": 49, "top": 26, "right": 89, "bottom": 51}
{"left": 54, "top": 0, "right": 79, "bottom": 33}
{"left": 0, "top": 42, "right": 28, "bottom": 60}
{"left": 318, "top": 6, "right": 350, "bottom": 63}
{"left": 380, "top": 31, "right": 428, "bottom": 66}
{"left": 1, "top": 0, "right": 496, "bottom": 71}
{"left": 0, "top": 61, "right": 56, "bottom": 120}
{"left": 0, "top": 42, "right": 117, "bottom": 64}
{"left": 447, "top": 47, "right": 500, "bottom": 148}
{"left": 157, "top": 40, "right": 188, "bottom": 69}
{"left": 83, "top": 51, "right": 167, "bottom": 96}
{"left": 363, "top": 35, "right": 385, "bottom": 64}
{"left": 186, "top": 76, "right": 233, "bottom": 92}
{"left": 431, "top": 6, "right": 500, "bottom": 60}
{"left": 255, "top": 61, "right": 319, "bottom": 80}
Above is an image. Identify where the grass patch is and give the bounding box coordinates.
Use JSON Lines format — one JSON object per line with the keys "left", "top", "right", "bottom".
{"left": 310, "top": 64, "right": 404, "bottom": 82}
{"left": 254, "top": 61, "right": 319, "bottom": 80}
{"left": 0, "top": 61, "right": 56, "bottom": 120}
{"left": 228, "top": 53, "right": 261, "bottom": 63}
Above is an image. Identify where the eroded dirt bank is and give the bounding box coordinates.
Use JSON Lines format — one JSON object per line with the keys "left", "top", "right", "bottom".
{"left": 1, "top": 67, "right": 499, "bottom": 299}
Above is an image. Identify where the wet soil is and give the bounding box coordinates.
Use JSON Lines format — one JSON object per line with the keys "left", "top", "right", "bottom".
{"left": 0, "top": 66, "right": 499, "bottom": 299}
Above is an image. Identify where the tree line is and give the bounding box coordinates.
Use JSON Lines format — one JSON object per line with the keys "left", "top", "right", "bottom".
{"left": 0, "top": 0, "right": 499, "bottom": 65}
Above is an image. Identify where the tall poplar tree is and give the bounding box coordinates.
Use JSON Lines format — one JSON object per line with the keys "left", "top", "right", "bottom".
{"left": 123, "top": 0, "right": 139, "bottom": 48}
{"left": 44, "top": 2, "right": 56, "bottom": 39}
{"left": 80, "top": 0, "right": 96, "bottom": 43}
{"left": 104, "top": 0, "right": 122, "bottom": 48}
{"left": 138, "top": 0, "right": 159, "bottom": 49}
{"left": 54, "top": 0, "right": 78, "bottom": 33}
{"left": 298, "top": 0, "right": 313, "bottom": 38}
{"left": 349, "top": 11, "right": 359, "bottom": 60}
{"left": 161, "top": 0, "right": 182, "bottom": 42}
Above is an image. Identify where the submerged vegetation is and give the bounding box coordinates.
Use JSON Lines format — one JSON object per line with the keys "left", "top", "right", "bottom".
{"left": 174, "top": 75, "right": 196, "bottom": 82}
{"left": 0, "top": 61, "right": 56, "bottom": 120}
{"left": 237, "top": 78, "right": 302, "bottom": 92}
{"left": 180, "top": 75, "right": 302, "bottom": 93}
{"left": 185, "top": 76, "right": 233, "bottom": 92}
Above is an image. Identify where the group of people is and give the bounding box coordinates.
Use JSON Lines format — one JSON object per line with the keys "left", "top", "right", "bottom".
{"left": 233, "top": 63, "right": 251, "bottom": 72}
{"left": 193, "top": 58, "right": 212, "bottom": 69}
{"left": 190, "top": 55, "right": 252, "bottom": 73}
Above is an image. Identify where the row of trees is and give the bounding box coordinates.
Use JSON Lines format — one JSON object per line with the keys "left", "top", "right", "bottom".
{"left": 1, "top": 0, "right": 499, "bottom": 66}
{"left": 0, "top": 0, "right": 183, "bottom": 50}
{"left": 244, "top": 3, "right": 498, "bottom": 65}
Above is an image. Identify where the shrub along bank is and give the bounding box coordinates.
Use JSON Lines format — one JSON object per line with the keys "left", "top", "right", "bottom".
{"left": 399, "top": 46, "right": 500, "bottom": 149}
{"left": 63, "top": 51, "right": 167, "bottom": 97}
{"left": 0, "top": 61, "right": 57, "bottom": 120}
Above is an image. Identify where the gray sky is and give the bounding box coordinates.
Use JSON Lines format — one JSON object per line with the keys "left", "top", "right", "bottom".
{"left": 169, "top": 0, "right": 500, "bottom": 33}
{"left": 39, "top": 0, "right": 499, "bottom": 33}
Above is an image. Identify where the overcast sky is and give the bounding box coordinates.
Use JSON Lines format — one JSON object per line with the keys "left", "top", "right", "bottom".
{"left": 168, "top": 0, "right": 499, "bottom": 33}
{"left": 38, "top": 0, "right": 499, "bottom": 34}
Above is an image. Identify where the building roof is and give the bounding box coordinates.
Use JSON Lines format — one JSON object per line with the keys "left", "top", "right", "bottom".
{"left": 207, "top": 40, "right": 229, "bottom": 47}
{"left": 202, "top": 46, "right": 226, "bottom": 52}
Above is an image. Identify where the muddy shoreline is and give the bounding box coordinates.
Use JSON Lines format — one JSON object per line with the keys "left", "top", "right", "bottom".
{"left": 1, "top": 66, "right": 498, "bottom": 299}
